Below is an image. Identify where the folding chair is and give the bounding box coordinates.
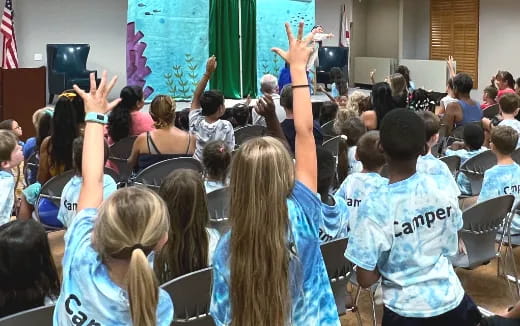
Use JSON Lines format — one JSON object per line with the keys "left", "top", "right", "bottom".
{"left": 207, "top": 187, "right": 230, "bottom": 235}
{"left": 321, "top": 120, "right": 337, "bottom": 140}
{"left": 103, "top": 167, "right": 121, "bottom": 186}
{"left": 439, "top": 155, "right": 461, "bottom": 178}
{"left": 133, "top": 157, "right": 203, "bottom": 191}
{"left": 451, "top": 121, "right": 482, "bottom": 139}
{"left": 161, "top": 267, "right": 215, "bottom": 326}
{"left": 36, "top": 170, "right": 75, "bottom": 229}
{"left": 320, "top": 238, "right": 361, "bottom": 324}
{"left": 323, "top": 136, "right": 341, "bottom": 158}
{"left": 23, "top": 152, "right": 39, "bottom": 185}
{"left": 459, "top": 150, "right": 497, "bottom": 196}
{"left": 483, "top": 104, "right": 499, "bottom": 119}
{"left": 108, "top": 136, "right": 137, "bottom": 184}
{"left": 497, "top": 201, "right": 520, "bottom": 300}
{"left": 0, "top": 304, "right": 54, "bottom": 326}
{"left": 234, "top": 125, "right": 267, "bottom": 148}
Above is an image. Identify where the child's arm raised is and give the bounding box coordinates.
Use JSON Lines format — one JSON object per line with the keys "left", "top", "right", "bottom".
{"left": 273, "top": 22, "right": 317, "bottom": 192}
{"left": 73, "top": 72, "right": 121, "bottom": 211}
{"left": 191, "top": 56, "right": 217, "bottom": 111}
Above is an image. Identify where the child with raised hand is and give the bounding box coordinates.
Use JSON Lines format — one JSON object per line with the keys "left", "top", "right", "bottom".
{"left": 317, "top": 146, "right": 349, "bottom": 242}
{"left": 345, "top": 109, "right": 481, "bottom": 325}
{"left": 0, "top": 130, "right": 24, "bottom": 225}
{"left": 202, "top": 140, "right": 231, "bottom": 193}
{"left": 210, "top": 22, "right": 340, "bottom": 326}
{"left": 416, "top": 111, "right": 460, "bottom": 198}
{"left": 57, "top": 136, "right": 117, "bottom": 229}
{"left": 53, "top": 72, "right": 173, "bottom": 325}
{"left": 190, "top": 56, "right": 235, "bottom": 161}
{"left": 335, "top": 131, "right": 387, "bottom": 233}
{"left": 154, "top": 169, "right": 220, "bottom": 283}
{"left": 478, "top": 126, "right": 520, "bottom": 234}
{"left": 0, "top": 219, "right": 61, "bottom": 317}
{"left": 446, "top": 124, "right": 488, "bottom": 195}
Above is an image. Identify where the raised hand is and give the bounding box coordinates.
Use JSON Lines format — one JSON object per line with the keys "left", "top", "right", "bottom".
{"left": 271, "top": 22, "right": 315, "bottom": 70}
{"left": 206, "top": 56, "right": 217, "bottom": 75}
{"left": 73, "top": 71, "right": 120, "bottom": 114}
{"left": 255, "top": 95, "right": 276, "bottom": 118}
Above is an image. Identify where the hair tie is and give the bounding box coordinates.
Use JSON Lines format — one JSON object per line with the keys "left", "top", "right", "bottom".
{"left": 131, "top": 244, "right": 144, "bottom": 252}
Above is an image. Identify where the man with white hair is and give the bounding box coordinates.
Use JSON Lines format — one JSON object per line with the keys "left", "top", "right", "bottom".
{"left": 253, "top": 74, "right": 286, "bottom": 126}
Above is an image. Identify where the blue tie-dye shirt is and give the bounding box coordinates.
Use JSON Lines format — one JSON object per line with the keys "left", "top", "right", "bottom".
{"left": 417, "top": 153, "right": 461, "bottom": 198}
{"left": 445, "top": 147, "right": 488, "bottom": 195}
{"left": 53, "top": 208, "right": 174, "bottom": 325}
{"left": 0, "top": 170, "right": 14, "bottom": 226}
{"left": 319, "top": 195, "right": 349, "bottom": 242}
{"left": 210, "top": 181, "right": 340, "bottom": 326}
{"left": 345, "top": 173, "right": 465, "bottom": 318}
{"left": 335, "top": 172, "right": 388, "bottom": 233}
{"left": 479, "top": 163, "right": 520, "bottom": 234}
{"left": 57, "top": 175, "right": 117, "bottom": 228}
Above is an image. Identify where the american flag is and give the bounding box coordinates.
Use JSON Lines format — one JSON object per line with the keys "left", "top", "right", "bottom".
{"left": 1, "top": 0, "right": 19, "bottom": 69}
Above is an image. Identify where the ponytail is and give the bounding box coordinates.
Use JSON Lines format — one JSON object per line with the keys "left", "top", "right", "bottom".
{"left": 128, "top": 248, "right": 159, "bottom": 326}
{"left": 108, "top": 86, "right": 144, "bottom": 142}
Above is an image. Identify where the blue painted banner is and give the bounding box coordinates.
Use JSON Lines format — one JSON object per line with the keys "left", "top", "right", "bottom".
{"left": 256, "top": 0, "right": 315, "bottom": 92}
{"left": 127, "top": 0, "right": 209, "bottom": 101}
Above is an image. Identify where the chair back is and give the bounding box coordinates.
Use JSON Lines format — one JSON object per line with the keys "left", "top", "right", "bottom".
{"left": 24, "top": 152, "right": 39, "bottom": 185}
{"left": 0, "top": 304, "right": 54, "bottom": 326}
{"left": 512, "top": 148, "right": 520, "bottom": 165}
{"left": 452, "top": 121, "right": 483, "bottom": 139}
{"left": 103, "top": 167, "right": 120, "bottom": 185}
{"left": 207, "top": 187, "right": 230, "bottom": 235}
{"left": 161, "top": 267, "right": 214, "bottom": 324}
{"left": 320, "top": 238, "right": 352, "bottom": 316}
{"left": 234, "top": 125, "right": 267, "bottom": 147}
{"left": 483, "top": 104, "right": 499, "bottom": 119}
{"left": 459, "top": 150, "right": 496, "bottom": 195}
{"left": 133, "top": 157, "right": 203, "bottom": 191}
{"left": 108, "top": 136, "right": 137, "bottom": 182}
{"left": 47, "top": 44, "right": 90, "bottom": 74}
{"left": 38, "top": 170, "right": 75, "bottom": 207}
{"left": 439, "top": 155, "right": 461, "bottom": 177}
{"left": 36, "top": 170, "right": 75, "bottom": 229}
{"left": 323, "top": 136, "right": 341, "bottom": 158}
{"left": 321, "top": 120, "right": 336, "bottom": 138}
{"left": 452, "top": 195, "right": 515, "bottom": 269}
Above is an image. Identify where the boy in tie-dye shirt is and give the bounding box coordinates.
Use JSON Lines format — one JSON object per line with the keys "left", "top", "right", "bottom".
{"left": 335, "top": 131, "right": 387, "bottom": 233}
{"left": 345, "top": 109, "right": 481, "bottom": 325}
{"left": 445, "top": 123, "right": 488, "bottom": 195}
{"left": 416, "top": 111, "right": 460, "bottom": 199}
{"left": 479, "top": 126, "right": 520, "bottom": 234}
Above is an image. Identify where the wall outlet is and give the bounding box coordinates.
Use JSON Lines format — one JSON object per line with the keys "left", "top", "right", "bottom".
{"left": 34, "top": 53, "right": 43, "bottom": 61}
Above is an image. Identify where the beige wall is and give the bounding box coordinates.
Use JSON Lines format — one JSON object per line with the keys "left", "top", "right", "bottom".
{"left": 14, "top": 0, "right": 127, "bottom": 99}
{"left": 366, "top": 0, "right": 400, "bottom": 58}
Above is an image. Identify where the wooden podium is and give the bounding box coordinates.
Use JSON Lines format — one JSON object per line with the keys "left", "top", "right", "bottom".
{"left": 0, "top": 67, "right": 46, "bottom": 139}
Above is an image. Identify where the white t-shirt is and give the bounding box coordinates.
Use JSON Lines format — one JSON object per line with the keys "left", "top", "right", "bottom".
{"left": 189, "top": 109, "right": 235, "bottom": 161}
{"left": 440, "top": 95, "right": 458, "bottom": 110}
{"left": 499, "top": 119, "right": 520, "bottom": 149}
{"left": 0, "top": 170, "right": 14, "bottom": 226}
{"left": 347, "top": 146, "right": 363, "bottom": 175}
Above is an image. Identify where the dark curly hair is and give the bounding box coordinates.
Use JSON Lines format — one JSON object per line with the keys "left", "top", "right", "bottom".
{"left": 108, "top": 86, "right": 143, "bottom": 142}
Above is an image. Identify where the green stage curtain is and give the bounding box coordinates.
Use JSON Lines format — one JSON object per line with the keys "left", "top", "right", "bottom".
{"left": 209, "top": 0, "right": 257, "bottom": 99}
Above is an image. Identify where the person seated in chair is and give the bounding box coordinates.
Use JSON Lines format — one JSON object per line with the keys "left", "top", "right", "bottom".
{"left": 128, "top": 95, "right": 195, "bottom": 173}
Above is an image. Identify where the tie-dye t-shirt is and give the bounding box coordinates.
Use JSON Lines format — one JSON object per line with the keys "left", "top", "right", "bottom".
{"left": 57, "top": 175, "right": 117, "bottom": 228}
{"left": 335, "top": 172, "right": 388, "bottom": 233}
{"left": 0, "top": 170, "right": 14, "bottom": 226}
{"left": 210, "top": 181, "right": 340, "bottom": 326}
{"left": 479, "top": 163, "right": 520, "bottom": 234}
{"left": 53, "top": 208, "right": 174, "bottom": 326}
{"left": 417, "top": 153, "right": 461, "bottom": 198}
{"left": 445, "top": 147, "right": 488, "bottom": 195}
{"left": 319, "top": 195, "right": 349, "bottom": 242}
{"left": 345, "top": 173, "right": 465, "bottom": 318}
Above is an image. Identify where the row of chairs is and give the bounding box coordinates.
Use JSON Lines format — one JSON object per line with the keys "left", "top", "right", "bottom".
{"left": 5, "top": 194, "right": 518, "bottom": 326}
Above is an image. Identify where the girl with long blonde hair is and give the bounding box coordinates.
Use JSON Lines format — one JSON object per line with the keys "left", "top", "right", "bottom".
{"left": 53, "top": 72, "right": 174, "bottom": 326}
{"left": 210, "top": 22, "right": 340, "bottom": 326}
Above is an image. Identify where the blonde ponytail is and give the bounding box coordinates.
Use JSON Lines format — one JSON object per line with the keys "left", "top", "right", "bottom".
{"left": 128, "top": 248, "right": 159, "bottom": 326}
{"left": 93, "top": 187, "right": 169, "bottom": 326}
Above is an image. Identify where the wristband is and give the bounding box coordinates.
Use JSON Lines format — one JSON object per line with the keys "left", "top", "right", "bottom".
{"left": 292, "top": 84, "right": 310, "bottom": 89}
{"left": 85, "top": 112, "right": 108, "bottom": 125}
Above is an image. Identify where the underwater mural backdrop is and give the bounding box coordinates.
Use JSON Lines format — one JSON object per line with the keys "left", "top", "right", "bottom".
{"left": 127, "top": 0, "right": 315, "bottom": 101}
